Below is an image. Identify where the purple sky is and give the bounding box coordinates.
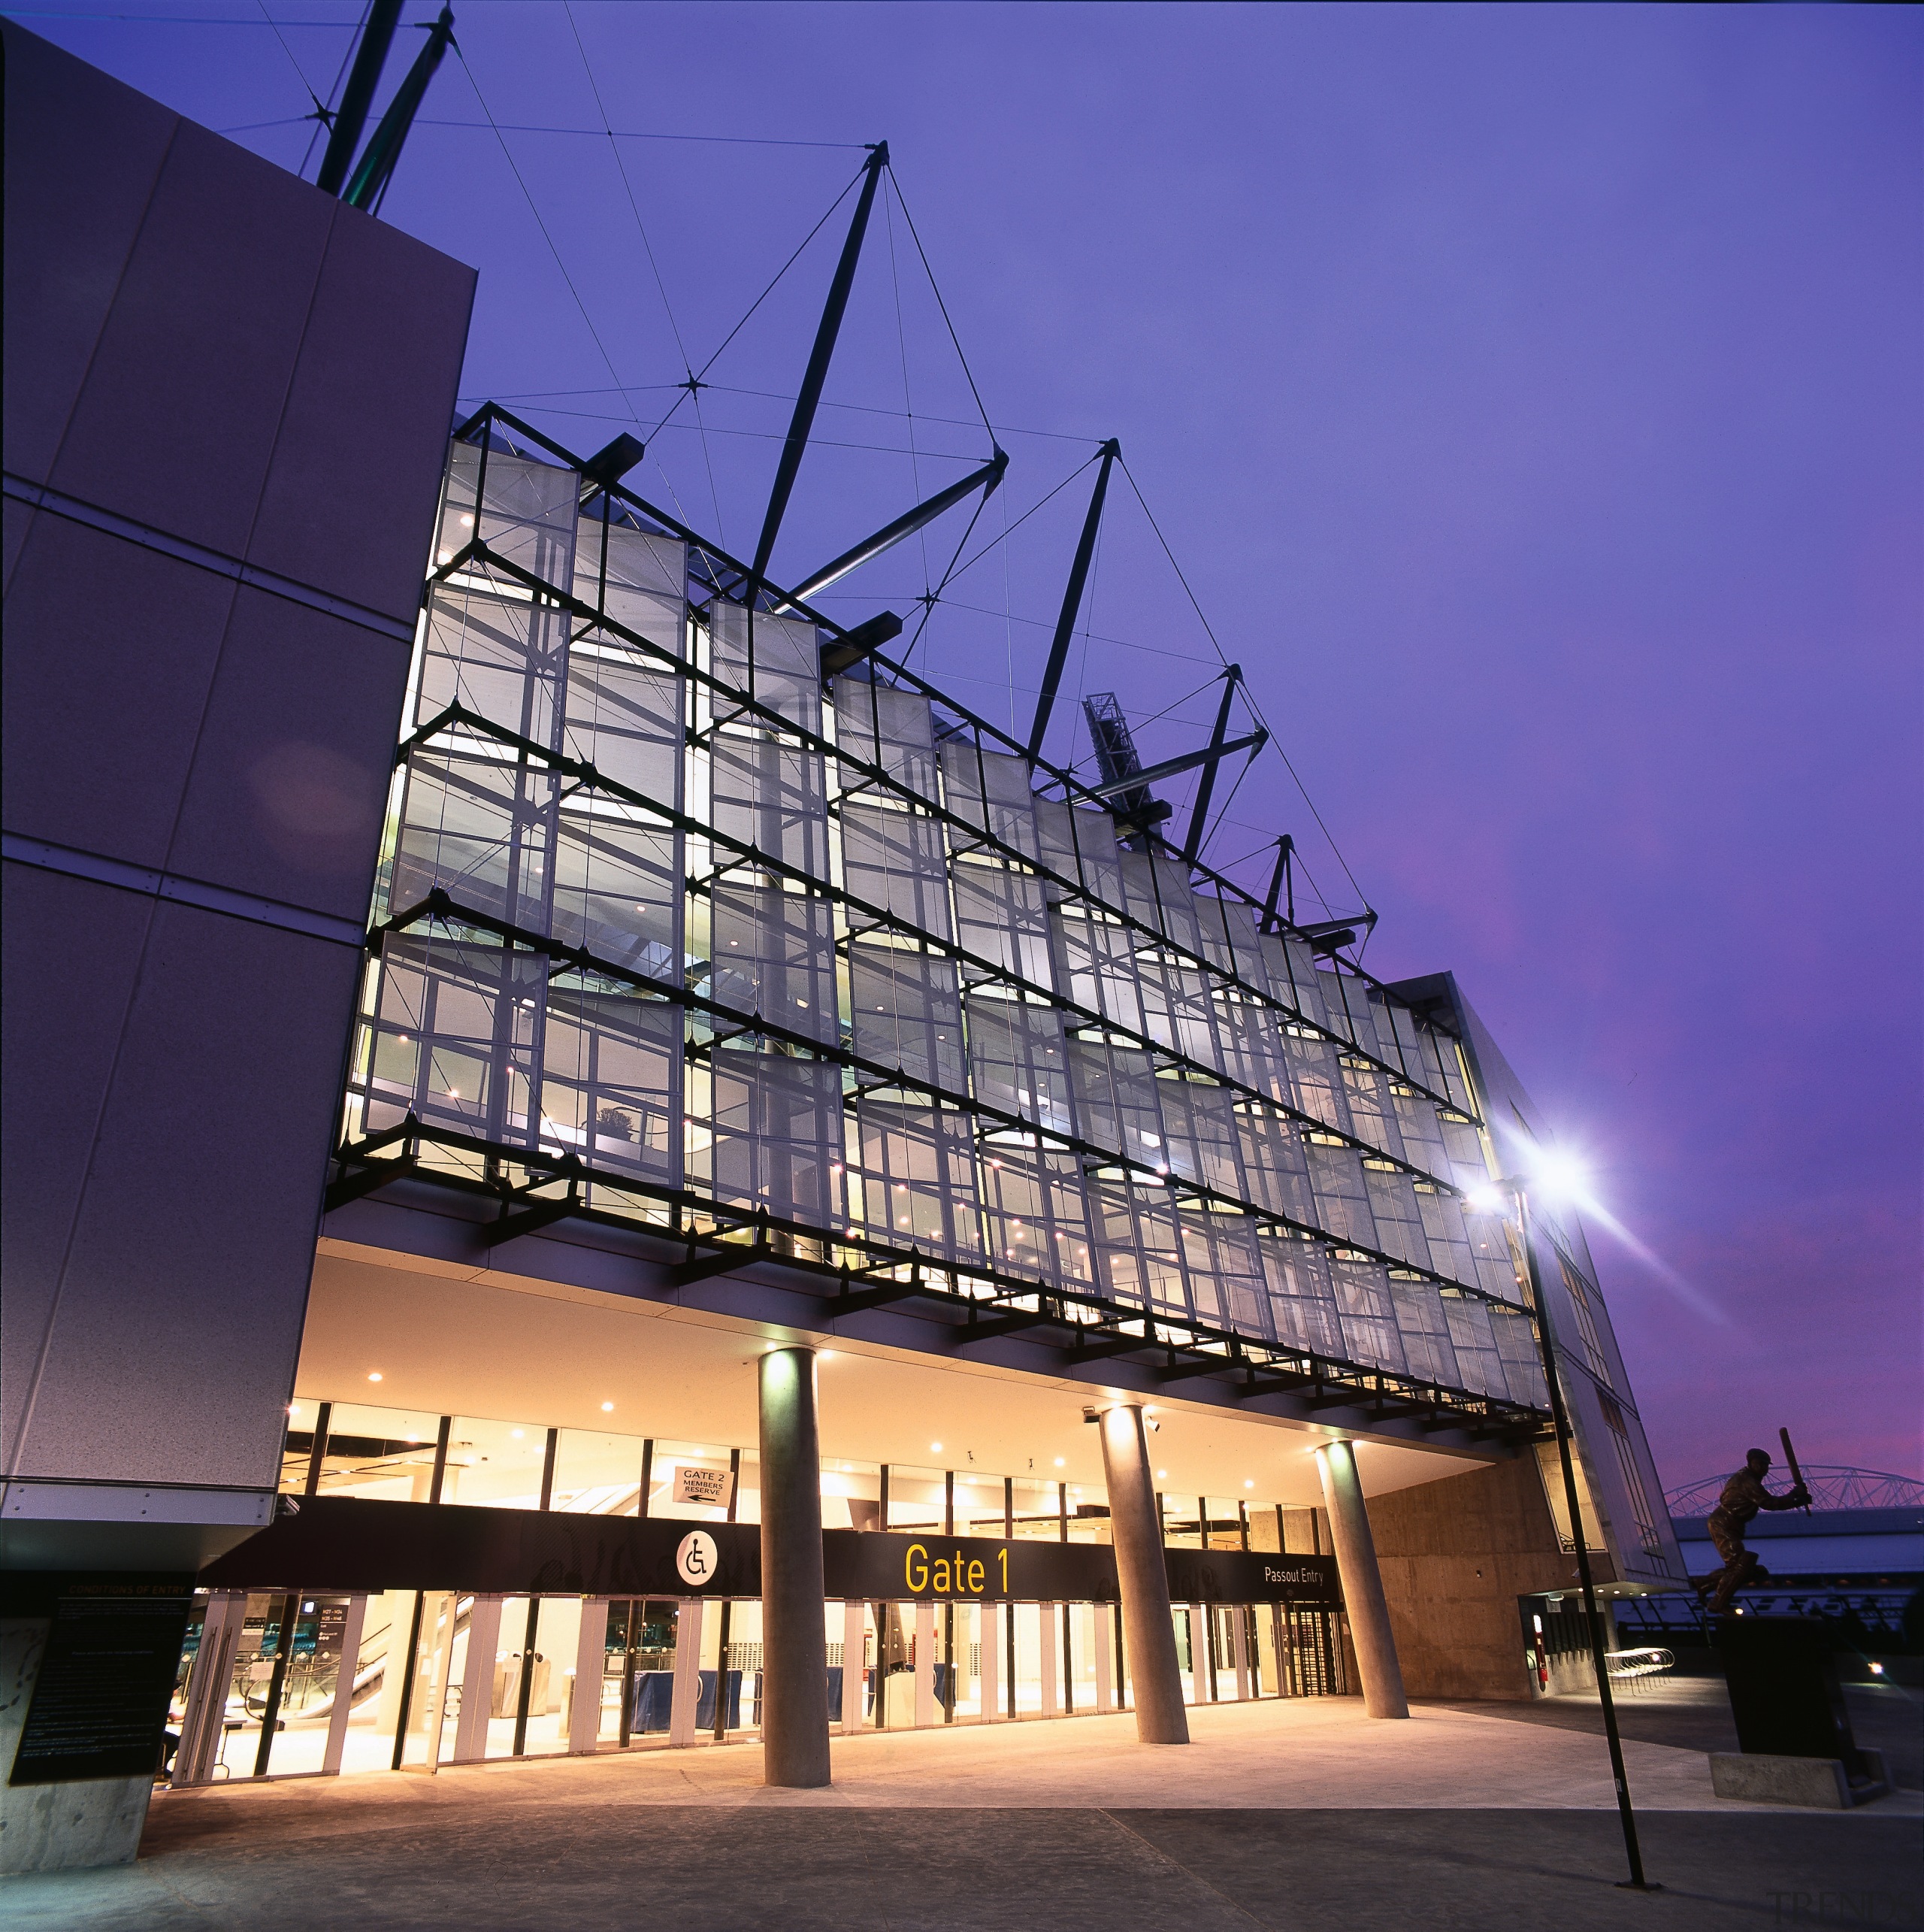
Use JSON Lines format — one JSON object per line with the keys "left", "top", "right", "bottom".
{"left": 32, "top": 3, "right": 1920, "bottom": 1487}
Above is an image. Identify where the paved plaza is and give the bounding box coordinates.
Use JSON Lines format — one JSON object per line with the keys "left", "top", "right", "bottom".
{"left": 8, "top": 1689, "right": 1918, "bottom": 1930}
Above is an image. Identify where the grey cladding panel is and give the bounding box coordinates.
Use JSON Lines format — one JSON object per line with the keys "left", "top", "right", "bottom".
{"left": 49, "top": 120, "right": 334, "bottom": 559}
{"left": 250, "top": 206, "right": 476, "bottom": 622}
{"left": 0, "top": 865, "right": 153, "bottom": 1464}
{"left": 15, "top": 901, "right": 358, "bottom": 1488}
{"left": 2, "top": 496, "right": 32, "bottom": 591}
{"left": 0, "top": 25, "right": 179, "bottom": 487}
{"left": 165, "top": 586, "right": 411, "bottom": 922}
{"left": 1, "top": 513, "right": 234, "bottom": 870}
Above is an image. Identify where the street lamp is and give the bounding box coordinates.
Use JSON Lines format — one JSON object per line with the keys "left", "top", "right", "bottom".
{"left": 1487, "top": 1167, "right": 1658, "bottom": 1895}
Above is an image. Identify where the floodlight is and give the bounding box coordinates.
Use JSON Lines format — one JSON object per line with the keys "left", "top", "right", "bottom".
{"left": 1526, "top": 1149, "right": 1592, "bottom": 1210}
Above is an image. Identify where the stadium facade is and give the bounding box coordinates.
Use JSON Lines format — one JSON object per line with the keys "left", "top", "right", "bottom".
{"left": 1, "top": 22, "right": 1679, "bottom": 1873}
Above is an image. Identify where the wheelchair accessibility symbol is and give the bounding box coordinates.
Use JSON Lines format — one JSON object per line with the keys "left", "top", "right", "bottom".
{"left": 676, "top": 1530, "right": 718, "bottom": 1587}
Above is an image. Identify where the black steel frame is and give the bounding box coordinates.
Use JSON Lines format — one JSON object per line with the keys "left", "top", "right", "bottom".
{"left": 455, "top": 405, "right": 1434, "bottom": 1076}
{"left": 383, "top": 693, "right": 1515, "bottom": 1299}
{"left": 326, "top": 1110, "right": 1539, "bottom": 1443}
{"left": 435, "top": 406, "right": 1476, "bottom": 1126}
{"left": 334, "top": 401, "right": 1556, "bottom": 1445}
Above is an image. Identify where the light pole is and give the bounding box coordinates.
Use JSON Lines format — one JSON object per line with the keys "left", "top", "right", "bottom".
{"left": 1503, "top": 1173, "right": 1657, "bottom": 1894}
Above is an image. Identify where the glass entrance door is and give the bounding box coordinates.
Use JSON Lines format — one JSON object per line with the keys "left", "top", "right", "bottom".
{"left": 1210, "top": 1605, "right": 1254, "bottom": 1700}
{"left": 601, "top": 1600, "right": 679, "bottom": 1746}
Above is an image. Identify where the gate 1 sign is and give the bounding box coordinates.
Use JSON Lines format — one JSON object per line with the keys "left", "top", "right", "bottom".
{"left": 201, "top": 1497, "right": 1341, "bottom": 1606}
{"left": 825, "top": 1533, "right": 1339, "bottom": 1607}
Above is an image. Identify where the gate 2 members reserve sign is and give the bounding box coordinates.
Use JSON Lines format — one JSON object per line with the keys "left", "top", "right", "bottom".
{"left": 201, "top": 1497, "right": 1339, "bottom": 1606}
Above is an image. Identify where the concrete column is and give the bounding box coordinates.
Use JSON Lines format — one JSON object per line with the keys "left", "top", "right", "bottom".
{"left": 1314, "top": 1440, "right": 1408, "bottom": 1719}
{"left": 1097, "top": 1403, "right": 1188, "bottom": 1744}
{"left": 758, "top": 1345, "right": 831, "bottom": 1785}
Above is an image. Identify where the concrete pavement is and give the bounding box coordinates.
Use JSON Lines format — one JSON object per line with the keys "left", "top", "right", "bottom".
{"left": 6, "top": 1694, "right": 1917, "bottom": 1930}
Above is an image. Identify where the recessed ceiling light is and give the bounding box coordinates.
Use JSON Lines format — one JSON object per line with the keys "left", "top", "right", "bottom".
{"left": 601, "top": 1402, "right": 615, "bottom": 1413}
{"left": 930, "top": 1443, "right": 942, "bottom": 1453}
{"left": 1157, "top": 1470, "right": 1168, "bottom": 1479}
{"left": 368, "top": 1372, "right": 383, "bottom": 1383}
{"left": 1054, "top": 1458, "right": 1065, "bottom": 1468}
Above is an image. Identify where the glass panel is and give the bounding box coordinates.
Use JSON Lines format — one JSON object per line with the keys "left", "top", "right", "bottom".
{"left": 1064, "top": 1482, "right": 1110, "bottom": 1543}
{"left": 874, "top": 1601, "right": 914, "bottom": 1728}
{"left": 1159, "top": 1496, "right": 1202, "bottom": 1549}
{"left": 1009, "top": 1477, "right": 1059, "bottom": 1542}
{"left": 256, "top": 1594, "right": 359, "bottom": 1775}
{"left": 886, "top": 1466, "right": 947, "bottom": 1535}
{"left": 607, "top": 1591, "right": 688, "bottom": 1746}
{"left": 228, "top": 1592, "right": 290, "bottom": 1772}
{"left": 1331, "top": 1258, "right": 1407, "bottom": 1373}
{"left": 443, "top": 1417, "right": 549, "bottom": 1509}
{"left": 731, "top": 1457, "right": 764, "bottom": 1528}
{"left": 1172, "top": 1604, "right": 1199, "bottom": 1703}
{"left": 395, "top": 1592, "right": 459, "bottom": 1769}
{"left": 1009, "top": 1600, "right": 1045, "bottom": 1719}
{"left": 821, "top": 1459, "right": 882, "bottom": 1532}
{"left": 525, "top": 1596, "right": 581, "bottom": 1757}
{"left": 691, "top": 1048, "right": 839, "bottom": 1228}
{"left": 1203, "top": 1499, "right": 1243, "bottom": 1551}
{"left": 550, "top": 1430, "right": 647, "bottom": 1516}
{"left": 832, "top": 1600, "right": 877, "bottom": 1728}
{"left": 279, "top": 1402, "right": 319, "bottom": 1493}
{"left": 951, "top": 1473, "right": 1005, "bottom": 1540}
{"left": 1255, "top": 1605, "right": 1281, "bottom": 1697}
{"left": 1389, "top": 1279, "right": 1461, "bottom": 1389}
{"left": 304, "top": 1404, "right": 443, "bottom": 1501}
{"left": 718, "top": 1599, "right": 761, "bottom": 1734}
{"left": 847, "top": 1101, "right": 983, "bottom": 1264}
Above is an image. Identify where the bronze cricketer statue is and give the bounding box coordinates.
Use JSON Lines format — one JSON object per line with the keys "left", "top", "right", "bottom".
{"left": 1696, "top": 1446, "right": 1811, "bottom": 1614}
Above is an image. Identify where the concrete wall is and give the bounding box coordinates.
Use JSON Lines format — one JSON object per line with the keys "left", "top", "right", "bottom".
{"left": 1366, "top": 1452, "right": 1591, "bottom": 1701}
{"left": 1, "top": 23, "right": 473, "bottom": 1559}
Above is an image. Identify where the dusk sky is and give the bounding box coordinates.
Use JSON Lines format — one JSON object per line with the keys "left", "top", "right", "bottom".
{"left": 32, "top": 3, "right": 1920, "bottom": 1487}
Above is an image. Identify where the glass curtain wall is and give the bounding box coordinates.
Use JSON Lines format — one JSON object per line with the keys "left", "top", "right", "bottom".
{"left": 344, "top": 430, "right": 1545, "bottom": 1425}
